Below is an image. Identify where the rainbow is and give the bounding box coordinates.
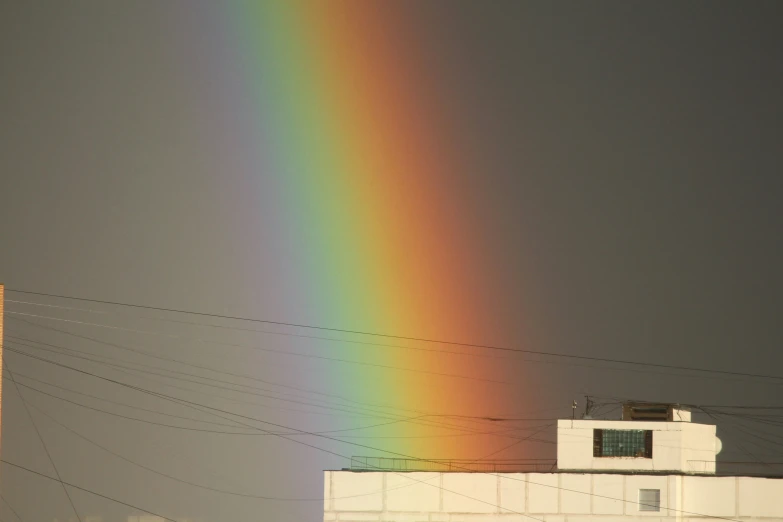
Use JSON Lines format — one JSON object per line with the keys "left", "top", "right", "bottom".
{"left": 189, "top": 2, "right": 522, "bottom": 457}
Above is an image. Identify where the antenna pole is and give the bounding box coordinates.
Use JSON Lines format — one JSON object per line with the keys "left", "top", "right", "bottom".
{"left": 584, "top": 395, "right": 594, "bottom": 418}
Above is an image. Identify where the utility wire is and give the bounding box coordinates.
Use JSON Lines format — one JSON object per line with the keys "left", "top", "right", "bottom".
{"left": 6, "top": 306, "right": 763, "bottom": 513}
{"left": 696, "top": 404, "right": 783, "bottom": 410}
{"left": 8, "top": 321, "right": 393, "bottom": 416}
{"left": 20, "top": 400, "right": 328, "bottom": 502}
{"left": 6, "top": 312, "right": 511, "bottom": 385}
{"left": 6, "top": 347, "right": 559, "bottom": 444}
{"left": 10, "top": 335, "right": 411, "bottom": 425}
{"left": 12, "top": 346, "right": 706, "bottom": 449}
{"left": 59, "top": 363, "right": 570, "bottom": 520}
{"left": 9, "top": 337, "right": 417, "bottom": 421}
{"left": 21, "top": 398, "right": 511, "bottom": 503}
{"left": 0, "top": 494, "right": 23, "bottom": 522}
{"left": 5, "top": 349, "right": 515, "bottom": 444}
{"left": 7, "top": 334, "right": 561, "bottom": 438}
{"left": 703, "top": 409, "right": 783, "bottom": 452}
{"left": 8, "top": 336, "right": 428, "bottom": 424}
{"left": 11, "top": 317, "right": 595, "bottom": 427}
{"left": 7, "top": 347, "right": 741, "bottom": 521}
{"left": 6, "top": 288, "right": 783, "bottom": 384}
{"left": 10, "top": 321, "right": 524, "bottom": 438}
{"left": 10, "top": 373, "right": 545, "bottom": 440}
{"left": 8, "top": 378, "right": 307, "bottom": 435}
{"left": 10, "top": 378, "right": 261, "bottom": 433}
{"left": 5, "top": 384, "right": 552, "bottom": 505}
{"left": 469, "top": 423, "right": 554, "bottom": 462}
{"left": 13, "top": 317, "right": 520, "bottom": 428}
{"left": 11, "top": 306, "right": 781, "bottom": 391}
{"left": 4, "top": 363, "right": 83, "bottom": 522}
{"left": 0, "top": 460, "right": 177, "bottom": 522}
{"left": 700, "top": 408, "right": 778, "bottom": 475}
{"left": 7, "top": 372, "right": 426, "bottom": 436}
{"left": 6, "top": 298, "right": 501, "bottom": 359}
{"left": 13, "top": 317, "right": 408, "bottom": 410}
{"left": 11, "top": 332, "right": 549, "bottom": 430}
{"left": 11, "top": 315, "right": 781, "bottom": 448}
{"left": 6, "top": 368, "right": 273, "bottom": 429}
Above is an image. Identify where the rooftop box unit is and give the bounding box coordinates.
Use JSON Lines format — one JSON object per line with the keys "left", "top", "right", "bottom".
{"left": 622, "top": 402, "right": 691, "bottom": 422}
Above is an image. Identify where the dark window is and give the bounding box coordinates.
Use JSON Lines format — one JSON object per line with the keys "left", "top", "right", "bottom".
{"left": 593, "top": 429, "right": 653, "bottom": 458}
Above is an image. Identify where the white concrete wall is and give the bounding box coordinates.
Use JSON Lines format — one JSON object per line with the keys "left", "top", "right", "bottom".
{"left": 557, "top": 420, "right": 717, "bottom": 473}
{"left": 325, "top": 471, "right": 783, "bottom": 522}
{"left": 680, "top": 423, "right": 718, "bottom": 473}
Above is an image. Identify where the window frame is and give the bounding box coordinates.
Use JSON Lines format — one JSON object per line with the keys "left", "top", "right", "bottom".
{"left": 638, "top": 488, "right": 661, "bottom": 512}
{"left": 593, "top": 429, "right": 653, "bottom": 458}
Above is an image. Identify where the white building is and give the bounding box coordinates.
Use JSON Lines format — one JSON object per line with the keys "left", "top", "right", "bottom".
{"left": 324, "top": 403, "right": 783, "bottom": 521}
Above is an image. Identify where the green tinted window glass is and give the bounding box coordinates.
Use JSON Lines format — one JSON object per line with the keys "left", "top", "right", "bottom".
{"left": 601, "top": 429, "right": 648, "bottom": 457}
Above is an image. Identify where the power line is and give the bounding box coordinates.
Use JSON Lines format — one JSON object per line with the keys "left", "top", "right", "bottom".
{"left": 7, "top": 369, "right": 308, "bottom": 431}
{"left": 13, "top": 317, "right": 407, "bottom": 409}
{"left": 0, "top": 460, "right": 178, "bottom": 522}
{"left": 589, "top": 395, "right": 783, "bottom": 420}
{"left": 10, "top": 313, "right": 780, "bottom": 428}
{"left": 122, "top": 387, "right": 738, "bottom": 519}
{"left": 5, "top": 363, "right": 83, "bottom": 522}
{"left": 6, "top": 301, "right": 768, "bottom": 512}
{"left": 0, "top": 495, "right": 23, "bottom": 522}
{"left": 9, "top": 318, "right": 426, "bottom": 419}
{"left": 7, "top": 341, "right": 560, "bottom": 434}
{"left": 8, "top": 322, "right": 374, "bottom": 407}
{"left": 11, "top": 342, "right": 751, "bottom": 452}
{"left": 7, "top": 329, "right": 564, "bottom": 437}
{"left": 468, "top": 423, "right": 554, "bottom": 462}
{"left": 7, "top": 288, "right": 783, "bottom": 384}
{"left": 3, "top": 308, "right": 771, "bottom": 517}
{"left": 9, "top": 374, "right": 551, "bottom": 502}
{"left": 702, "top": 408, "right": 783, "bottom": 452}
{"left": 9, "top": 378, "right": 264, "bottom": 434}
{"left": 35, "top": 355, "right": 550, "bottom": 520}
{"left": 9, "top": 317, "right": 639, "bottom": 429}
{"left": 10, "top": 332, "right": 516, "bottom": 430}
{"left": 9, "top": 334, "right": 413, "bottom": 425}
{"left": 3, "top": 308, "right": 560, "bottom": 512}
{"left": 8, "top": 336, "right": 420, "bottom": 421}
{"left": 6, "top": 298, "right": 501, "bottom": 359}
{"left": 702, "top": 410, "right": 783, "bottom": 429}
{"left": 6, "top": 347, "right": 741, "bottom": 521}
{"left": 10, "top": 331, "right": 550, "bottom": 429}
{"left": 696, "top": 404, "right": 783, "bottom": 411}
{"left": 21, "top": 398, "right": 542, "bottom": 503}
{"left": 8, "top": 376, "right": 316, "bottom": 436}
{"left": 5, "top": 347, "right": 561, "bottom": 445}
{"left": 19, "top": 400, "right": 327, "bottom": 502}
{"left": 10, "top": 374, "right": 546, "bottom": 441}
{"left": 8, "top": 367, "right": 314, "bottom": 429}
{"left": 6, "top": 311, "right": 511, "bottom": 385}
{"left": 7, "top": 342, "right": 478, "bottom": 433}
{"left": 16, "top": 341, "right": 753, "bottom": 450}
{"left": 700, "top": 408, "right": 783, "bottom": 477}
{"left": 12, "top": 301, "right": 780, "bottom": 390}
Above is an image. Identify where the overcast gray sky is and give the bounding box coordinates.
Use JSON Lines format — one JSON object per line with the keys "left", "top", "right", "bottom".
{"left": 1, "top": 2, "right": 783, "bottom": 521}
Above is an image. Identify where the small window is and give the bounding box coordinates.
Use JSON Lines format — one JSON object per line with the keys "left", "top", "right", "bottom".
{"left": 593, "top": 429, "right": 653, "bottom": 458}
{"left": 639, "top": 489, "right": 660, "bottom": 512}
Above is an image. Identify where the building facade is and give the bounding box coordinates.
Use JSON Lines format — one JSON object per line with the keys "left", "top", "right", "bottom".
{"left": 324, "top": 404, "right": 783, "bottom": 521}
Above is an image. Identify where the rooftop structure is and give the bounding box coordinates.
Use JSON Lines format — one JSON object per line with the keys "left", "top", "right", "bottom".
{"left": 557, "top": 403, "right": 719, "bottom": 474}
{"left": 324, "top": 401, "right": 781, "bottom": 521}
